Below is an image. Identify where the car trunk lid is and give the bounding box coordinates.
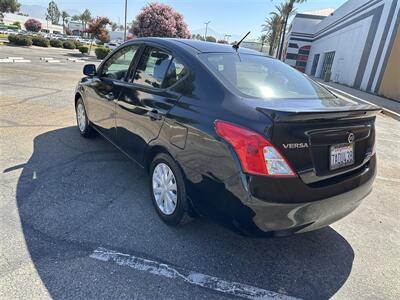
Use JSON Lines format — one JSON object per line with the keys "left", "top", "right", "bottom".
{"left": 254, "top": 99, "right": 381, "bottom": 184}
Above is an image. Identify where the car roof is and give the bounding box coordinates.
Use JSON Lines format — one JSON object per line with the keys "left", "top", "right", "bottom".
{"left": 125, "top": 37, "right": 267, "bottom": 56}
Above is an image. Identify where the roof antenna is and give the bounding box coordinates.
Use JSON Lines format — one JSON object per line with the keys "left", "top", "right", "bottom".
{"left": 232, "top": 31, "right": 251, "bottom": 50}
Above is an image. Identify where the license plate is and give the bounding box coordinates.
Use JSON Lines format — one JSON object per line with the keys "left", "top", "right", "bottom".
{"left": 330, "top": 143, "right": 354, "bottom": 170}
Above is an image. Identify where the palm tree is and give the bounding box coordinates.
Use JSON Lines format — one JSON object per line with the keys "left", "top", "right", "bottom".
{"left": 78, "top": 9, "right": 92, "bottom": 37}
{"left": 61, "top": 11, "right": 69, "bottom": 34}
{"left": 262, "top": 13, "right": 282, "bottom": 56}
{"left": 276, "top": 0, "right": 306, "bottom": 60}
{"left": 259, "top": 34, "right": 267, "bottom": 53}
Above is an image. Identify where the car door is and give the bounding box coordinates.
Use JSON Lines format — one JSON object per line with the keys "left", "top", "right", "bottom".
{"left": 116, "top": 45, "right": 188, "bottom": 164}
{"left": 84, "top": 44, "right": 140, "bottom": 142}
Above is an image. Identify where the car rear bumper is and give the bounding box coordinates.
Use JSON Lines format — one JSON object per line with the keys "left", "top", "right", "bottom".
{"left": 232, "top": 157, "right": 376, "bottom": 236}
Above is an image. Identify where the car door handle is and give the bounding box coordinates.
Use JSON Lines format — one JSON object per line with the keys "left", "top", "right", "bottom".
{"left": 105, "top": 92, "right": 115, "bottom": 101}
{"left": 148, "top": 109, "right": 162, "bottom": 121}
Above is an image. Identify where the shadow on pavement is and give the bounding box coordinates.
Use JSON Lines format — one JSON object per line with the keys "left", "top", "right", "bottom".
{"left": 11, "top": 126, "right": 355, "bottom": 299}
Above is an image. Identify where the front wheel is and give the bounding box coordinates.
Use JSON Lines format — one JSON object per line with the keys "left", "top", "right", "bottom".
{"left": 75, "top": 98, "right": 93, "bottom": 138}
{"left": 150, "top": 153, "right": 192, "bottom": 225}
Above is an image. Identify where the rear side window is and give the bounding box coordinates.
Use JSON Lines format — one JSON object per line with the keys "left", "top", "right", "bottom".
{"left": 133, "top": 47, "right": 187, "bottom": 89}
{"left": 133, "top": 47, "right": 172, "bottom": 88}
{"left": 163, "top": 59, "right": 187, "bottom": 88}
{"left": 200, "top": 53, "right": 334, "bottom": 99}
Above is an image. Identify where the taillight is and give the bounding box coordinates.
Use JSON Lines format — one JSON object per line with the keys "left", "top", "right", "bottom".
{"left": 215, "top": 120, "right": 296, "bottom": 177}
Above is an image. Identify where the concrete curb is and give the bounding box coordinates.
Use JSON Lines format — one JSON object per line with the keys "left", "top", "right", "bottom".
{"left": 318, "top": 82, "right": 400, "bottom": 121}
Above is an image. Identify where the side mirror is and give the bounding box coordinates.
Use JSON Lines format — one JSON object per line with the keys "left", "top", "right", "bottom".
{"left": 83, "top": 64, "right": 96, "bottom": 76}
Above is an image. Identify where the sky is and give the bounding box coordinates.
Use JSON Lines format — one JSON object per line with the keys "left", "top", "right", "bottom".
{"left": 20, "top": 0, "right": 348, "bottom": 38}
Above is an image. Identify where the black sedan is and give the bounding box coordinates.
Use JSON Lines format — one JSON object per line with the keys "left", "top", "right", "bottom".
{"left": 74, "top": 38, "right": 380, "bottom": 236}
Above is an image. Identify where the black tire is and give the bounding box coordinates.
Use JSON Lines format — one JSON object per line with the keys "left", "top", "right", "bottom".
{"left": 149, "top": 153, "right": 192, "bottom": 225}
{"left": 75, "top": 98, "right": 93, "bottom": 138}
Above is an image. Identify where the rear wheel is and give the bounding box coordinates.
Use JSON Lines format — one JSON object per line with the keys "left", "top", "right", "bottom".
{"left": 75, "top": 98, "right": 93, "bottom": 138}
{"left": 150, "top": 153, "right": 192, "bottom": 225}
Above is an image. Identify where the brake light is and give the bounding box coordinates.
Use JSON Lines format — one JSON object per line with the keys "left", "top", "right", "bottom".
{"left": 215, "top": 120, "right": 295, "bottom": 177}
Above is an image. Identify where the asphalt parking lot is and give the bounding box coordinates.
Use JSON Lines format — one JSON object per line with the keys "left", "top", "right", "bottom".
{"left": 1, "top": 45, "right": 399, "bottom": 300}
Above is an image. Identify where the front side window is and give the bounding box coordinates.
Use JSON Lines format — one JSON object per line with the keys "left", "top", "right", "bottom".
{"left": 200, "top": 53, "right": 335, "bottom": 99}
{"left": 101, "top": 45, "right": 139, "bottom": 81}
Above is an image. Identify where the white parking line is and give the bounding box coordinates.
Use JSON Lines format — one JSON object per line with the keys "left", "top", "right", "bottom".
{"left": 90, "top": 247, "right": 298, "bottom": 300}
{"left": 66, "top": 58, "right": 85, "bottom": 62}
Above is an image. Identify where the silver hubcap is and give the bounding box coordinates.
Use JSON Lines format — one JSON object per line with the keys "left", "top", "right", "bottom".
{"left": 77, "top": 103, "right": 86, "bottom": 132}
{"left": 152, "top": 163, "right": 177, "bottom": 215}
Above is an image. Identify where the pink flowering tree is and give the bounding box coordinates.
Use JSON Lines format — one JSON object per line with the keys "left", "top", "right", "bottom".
{"left": 24, "top": 19, "right": 42, "bottom": 32}
{"left": 131, "top": 3, "right": 191, "bottom": 38}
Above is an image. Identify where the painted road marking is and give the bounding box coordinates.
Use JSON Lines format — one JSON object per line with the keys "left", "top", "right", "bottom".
{"left": 90, "top": 247, "right": 299, "bottom": 300}
{"left": 13, "top": 59, "right": 31, "bottom": 63}
{"left": 7, "top": 56, "right": 24, "bottom": 60}
{"left": 66, "top": 58, "right": 84, "bottom": 62}
{"left": 0, "top": 59, "right": 13, "bottom": 63}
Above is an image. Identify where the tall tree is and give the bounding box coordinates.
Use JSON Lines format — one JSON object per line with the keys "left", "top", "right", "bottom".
{"left": 80, "top": 9, "right": 91, "bottom": 28}
{"left": 259, "top": 34, "right": 267, "bottom": 52}
{"left": 276, "top": 0, "right": 306, "bottom": 60}
{"left": 80, "top": 9, "right": 92, "bottom": 36}
{"left": 111, "top": 22, "right": 118, "bottom": 31}
{"left": 87, "top": 16, "right": 111, "bottom": 52}
{"left": 0, "top": 0, "right": 20, "bottom": 13}
{"left": 262, "top": 13, "right": 282, "bottom": 56}
{"left": 46, "top": 0, "right": 60, "bottom": 25}
{"left": 61, "top": 10, "right": 69, "bottom": 33}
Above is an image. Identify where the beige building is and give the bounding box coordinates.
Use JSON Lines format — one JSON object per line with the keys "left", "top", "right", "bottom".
{"left": 378, "top": 27, "right": 400, "bottom": 100}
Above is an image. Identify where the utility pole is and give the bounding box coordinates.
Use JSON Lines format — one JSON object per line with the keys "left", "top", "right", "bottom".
{"left": 124, "top": 0, "right": 128, "bottom": 41}
{"left": 204, "top": 21, "right": 211, "bottom": 40}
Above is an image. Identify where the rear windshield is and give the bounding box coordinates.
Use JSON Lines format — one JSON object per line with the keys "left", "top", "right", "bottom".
{"left": 200, "top": 53, "right": 335, "bottom": 99}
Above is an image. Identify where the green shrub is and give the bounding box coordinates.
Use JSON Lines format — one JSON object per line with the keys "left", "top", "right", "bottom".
{"left": 78, "top": 45, "right": 89, "bottom": 54}
{"left": 95, "top": 47, "right": 111, "bottom": 59}
{"left": 73, "top": 40, "right": 82, "bottom": 48}
{"left": 50, "top": 39, "right": 63, "bottom": 48}
{"left": 14, "top": 35, "right": 32, "bottom": 46}
{"left": 7, "top": 24, "right": 19, "bottom": 30}
{"left": 32, "top": 36, "right": 50, "bottom": 47}
{"left": 8, "top": 34, "right": 17, "bottom": 43}
{"left": 62, "top": 40, "right": 76, "bottom": 49}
